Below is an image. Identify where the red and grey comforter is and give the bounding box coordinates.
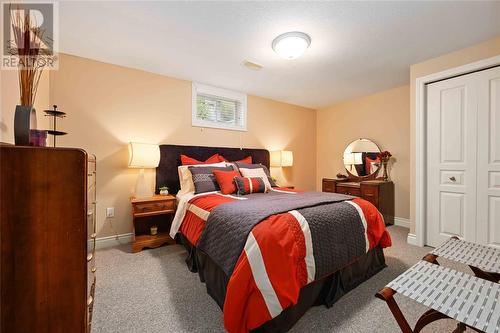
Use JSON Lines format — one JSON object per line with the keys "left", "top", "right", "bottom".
{"left": 177, "top": 189, "right": 391, "bottom": 333}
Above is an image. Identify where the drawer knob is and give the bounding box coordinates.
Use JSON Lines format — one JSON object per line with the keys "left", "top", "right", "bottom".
{"left": 449, "top": 176, "right": 456, "bottom": 182}
{"left": 91, "top": 266, "right": 97, "bottom": 273}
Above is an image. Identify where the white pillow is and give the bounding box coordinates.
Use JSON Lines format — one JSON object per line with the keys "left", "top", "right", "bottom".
{"left": 239, "top": 168, "right": 272, "bottom": 192}
{"left": 177, "top": 162, "right": 227, "bottom": 196}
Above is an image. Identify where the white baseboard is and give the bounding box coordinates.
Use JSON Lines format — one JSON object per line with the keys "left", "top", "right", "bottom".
{"left": 407, "top": 233, "right": 418, "bottom": 246}
{"left": 393, "top": 217, "right": 410, "bottom": 229}
{"left": 94, "top": 233, "right": 133, "bottom": 250}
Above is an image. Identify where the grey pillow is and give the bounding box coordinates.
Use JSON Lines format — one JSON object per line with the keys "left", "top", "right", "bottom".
{"left": 234, "top": 162, "right": 277, "bottom": 187}
{"left": 189, "top": 165, "right": 234, "bottom": 194}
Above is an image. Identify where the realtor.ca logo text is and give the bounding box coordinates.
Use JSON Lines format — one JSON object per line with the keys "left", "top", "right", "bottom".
{"left": 2, "top": 2, "right": 58, "bottom": 70}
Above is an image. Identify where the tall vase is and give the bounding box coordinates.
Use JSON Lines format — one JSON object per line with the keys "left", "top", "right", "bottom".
{"left": 14, "top": 105, "right": 37, "bottom": 146}
{"left": 382, "top": 161, "right": 389, "bottom": 181}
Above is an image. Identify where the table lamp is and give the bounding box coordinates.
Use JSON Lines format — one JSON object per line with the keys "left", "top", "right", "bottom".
{"left": 270, "top": 150, "right": 293, "bottom": 167}
{"left": 128, "top": 142, "right": 160, "bottom": 198}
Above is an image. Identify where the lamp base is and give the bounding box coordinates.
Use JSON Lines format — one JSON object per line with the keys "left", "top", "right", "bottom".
{"left": 135, "top": 168, "right": 153, "bottom": 198}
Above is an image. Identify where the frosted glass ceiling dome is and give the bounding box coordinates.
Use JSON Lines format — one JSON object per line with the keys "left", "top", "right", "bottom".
{"left": 272, "top": 31, "right": 311, "bottom": 60}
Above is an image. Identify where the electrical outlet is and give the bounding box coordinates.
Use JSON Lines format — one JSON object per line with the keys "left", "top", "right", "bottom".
{"left": 106, "top": 207, "right": 115, "bottom": 218}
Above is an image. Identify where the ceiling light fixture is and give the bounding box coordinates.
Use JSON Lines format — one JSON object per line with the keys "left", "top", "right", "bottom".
{"left": 272, "top": 31, "right": 311, "bottom": 60}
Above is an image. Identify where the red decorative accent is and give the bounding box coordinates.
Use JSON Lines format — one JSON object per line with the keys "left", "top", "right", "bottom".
{"left": 218, "top": 155, "right": 253, "bottom": 164}
{"left": 213, "top": 169, "right": 241, "bottom": 194}
{"left": 181, "top": 153, "right": 221, "bottom": 165}
{"left": 377, "top": 151, "right": 392, "bottom": 163}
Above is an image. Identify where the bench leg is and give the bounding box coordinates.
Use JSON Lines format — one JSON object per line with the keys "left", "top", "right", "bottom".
{"left": 469, "top": 266, "right": 500, "bottom": 283}
{"left": 376, "top": 287, "right": 413, "bottom": 333}
{"left": 422, "top": 253, "right": 439, "bottom": 265}
{"left": 414, "top": 309, "right": 451, "bottom": 333}
{"left": 452, "top": 323, "right": 466, "bottom": 333}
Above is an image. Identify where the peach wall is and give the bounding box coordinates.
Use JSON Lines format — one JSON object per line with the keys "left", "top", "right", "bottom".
{"left": 317, "top": 85, "right": 410, "bottom": 220}
{"left": 409, "top": 36, "right": 500, "bottom": 234}
{"left": 46, "top": 54, "right": 316, "bottom": 238}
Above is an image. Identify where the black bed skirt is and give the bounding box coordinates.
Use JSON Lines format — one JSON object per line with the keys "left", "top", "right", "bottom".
{"left": 178, "top": 234, "right": 386, "bottom": 333}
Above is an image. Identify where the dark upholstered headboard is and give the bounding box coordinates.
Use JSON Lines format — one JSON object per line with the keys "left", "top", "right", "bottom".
{"left": 155, "top": 144, "right": 270, "bottom": 194}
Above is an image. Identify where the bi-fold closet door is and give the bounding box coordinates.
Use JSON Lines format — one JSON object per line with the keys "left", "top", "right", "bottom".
{"left": 426, "top": 66, "right": 500, "bottom": 248}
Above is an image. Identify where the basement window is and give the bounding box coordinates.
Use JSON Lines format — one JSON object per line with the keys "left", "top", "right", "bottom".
{"left": 192, "top": 82, "right": 247, "bottom": 131}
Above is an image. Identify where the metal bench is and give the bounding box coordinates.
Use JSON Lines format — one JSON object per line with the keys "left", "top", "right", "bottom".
{"left": 377, "top": 238, "right": 500, "bottom": 333}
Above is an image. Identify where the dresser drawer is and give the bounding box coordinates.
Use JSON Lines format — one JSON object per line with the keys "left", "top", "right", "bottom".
{"left": 322, "top": 180, "right": 335, "bottom": 192}
{"left": 361, "top": 186, "right": 379, "bottom": 206}
{"left": 133, "top": 200, "right": 175, "bottom": 216}
{"left": 336, "top": 185, "right": 361, "bottom": 197}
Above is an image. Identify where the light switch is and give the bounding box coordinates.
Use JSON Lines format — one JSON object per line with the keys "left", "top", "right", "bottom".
{"left": 106, "top": 207, "right": 115, "bottom": 218}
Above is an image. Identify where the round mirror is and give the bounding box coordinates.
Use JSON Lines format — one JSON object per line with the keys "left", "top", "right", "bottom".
{"left": 343, "top": 139, "right": 381, "bottom": 177}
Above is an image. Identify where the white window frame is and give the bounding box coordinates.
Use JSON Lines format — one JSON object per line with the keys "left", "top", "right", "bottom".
{"left": 192, "top": 82, "right": 247, "bottom": 131}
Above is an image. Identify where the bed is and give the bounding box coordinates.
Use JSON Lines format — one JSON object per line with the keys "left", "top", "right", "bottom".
{"left": 156, "top": 144, "right": 392, "bottom": 333}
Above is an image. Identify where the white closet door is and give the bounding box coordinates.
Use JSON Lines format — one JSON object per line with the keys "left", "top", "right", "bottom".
{"left": 477, "top": 66, "right": 500, "bottom": 248}
{"left": 426, "top": 74, "right": 478, "bottom": 247}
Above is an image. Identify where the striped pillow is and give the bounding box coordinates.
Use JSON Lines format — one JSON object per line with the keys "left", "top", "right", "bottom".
{"left": 235, "top": 162, "right": 277, "bottom": 187}
{"left": 234, "top": 176, "right": 267, "bottom": 195}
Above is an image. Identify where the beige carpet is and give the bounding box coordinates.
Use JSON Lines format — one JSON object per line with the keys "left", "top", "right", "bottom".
{"left": 93, "top": 226, "right": 465, "bottom": 332}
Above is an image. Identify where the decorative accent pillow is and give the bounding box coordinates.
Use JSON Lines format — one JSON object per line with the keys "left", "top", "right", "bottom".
{"left": 181, "top": 154, "right": 221, "bottom": 166}
{"left": 188, "top": 165, "right": 233, "bottom": 194}
{"left": 177, "top": 162, "right": 226, "bottom": 196}
{"left": 234, "top": 177, "right": 267, "bottom": 195}
{"left": 236, "top": 162, "right": 277, "bottom": 187}
{"left": 239, "top": 167, "right": 272, "bottom": 191}
{"left": 213, "top": 169, "right": 241, "bottom": 194}
{"left": 218, "top": 155, "right": 253, "bottom": 164}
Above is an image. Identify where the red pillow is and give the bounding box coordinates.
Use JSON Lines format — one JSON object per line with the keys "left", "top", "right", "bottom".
{"left": 213, "top": 169, "right": 241, "bottom": 194}
{"left": 218, "top": 155, "right": 253, "bottom": 164}
{"left": 181, "top": 154, "right": 221, "bottom": 166}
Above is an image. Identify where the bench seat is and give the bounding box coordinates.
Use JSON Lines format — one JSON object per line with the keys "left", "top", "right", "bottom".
{"left": 386, "top": 260, "right": 500, "bottom": 333}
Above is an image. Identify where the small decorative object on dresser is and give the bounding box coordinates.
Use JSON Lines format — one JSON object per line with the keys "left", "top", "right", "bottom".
{"left": 44, "top": 105, "right": 68, "bottom": 147}
{"left": 131, "top": 195, "right": 176, "bottom": 252}
{"left": 9, "top": 8, "right": 54, "bottom": 146}
{"left": 159, "top": 186, "right": 169, "bottom": 195}
{"left": 0, "top": 146, "right": 96, "bottom": 332}
{"left": 377, "top": 150, "right": 392, "bottom": 181}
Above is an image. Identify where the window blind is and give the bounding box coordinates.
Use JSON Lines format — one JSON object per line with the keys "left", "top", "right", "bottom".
{"left": 192, "top": 83, "right": 247, "bottom": 131}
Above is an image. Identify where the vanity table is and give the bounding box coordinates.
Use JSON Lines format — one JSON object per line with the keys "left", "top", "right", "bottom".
{"left": 322, "top": 178, "right": 394, "bottom": 225}
{"left": 322, "top": 139, "right": 395, "bottom": 225}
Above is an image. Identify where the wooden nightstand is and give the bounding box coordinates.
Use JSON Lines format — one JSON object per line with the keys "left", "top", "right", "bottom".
{"left": 130, "top": 195, "right": 176, "bottom": 253}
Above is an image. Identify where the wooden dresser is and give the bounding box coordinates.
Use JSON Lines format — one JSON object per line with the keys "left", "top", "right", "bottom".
{"left": 322, "top": 178, "right": 395, "bottom": 225}
{"left": 0, "top": 146, "right": 96, "bottom": 333}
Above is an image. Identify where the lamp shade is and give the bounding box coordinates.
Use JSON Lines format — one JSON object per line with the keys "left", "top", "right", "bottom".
{"left": 128, "top": 142, "right": 160, "bottom": 168}
{"left": 270, "top": 150, "right": 293, "bottom": 167}
{"left": 353, "top": 152, "right": 363, "bottom": 164}
{"left": 343, "top": 152, "right": 355, "bottom": 165}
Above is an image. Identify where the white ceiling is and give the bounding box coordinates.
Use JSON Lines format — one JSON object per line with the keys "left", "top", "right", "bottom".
{"left": 59, "top": 1, "right": 500, "bottom": 109}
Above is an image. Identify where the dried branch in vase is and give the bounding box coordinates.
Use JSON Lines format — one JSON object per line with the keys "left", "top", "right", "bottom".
{"left": 7, "top": 6, "right": 51, "bottom": 106}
